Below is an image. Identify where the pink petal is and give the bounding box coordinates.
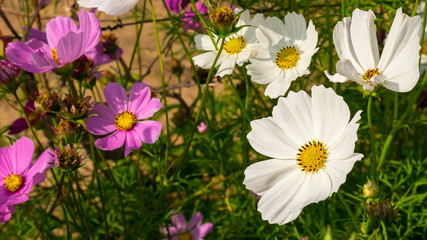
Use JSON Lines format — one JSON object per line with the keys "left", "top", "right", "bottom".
{"left": 135, "top": 98, "right": 163, "bottom": 120}
{"left": 95, "top": 131, "right": 126, "bottom": 151}
{"left": 86, "top": 103, "right": 116, "bottom": 135}
{"left": 5, "top": 40, "right": 52, "bottom": 73}
{"left": 8, "top": 118, "right": 29, "bottom": 134}
{"left": 191, "top": 222, "right": 213, "bottom": 239}
{"left": 0, "top": 205, "right": 15, "bottom": 223}
{"left": 128, "top": 83, "right": 151, "bottom": 114}
{"left": 188, "top": 212, "right": 203, "bottom": 230}
{"left": 78, "top": 9, "right": 101, "bottom": 51}
{"left": 133, "top": 121, "right": 162, "bottom": 144}
{"left": 103, "top": 82, "right": 128, "bottom": 114}
{"left": 56, "top": 31, "right": 85, "bottom": 64}
{"left": 171, "top": 212, "right": 187, "bottom": 232}
{"left": 27, "top": 149, "right": 55, "bottom": 185}
{"left": 124, "top": 128, "right": 143, "bottom": 157}
{"left": 10, "top": 137, "right": 34, "bottom": 175}
{"left": 45, "top": 16, "right": 78, "bottom": 48}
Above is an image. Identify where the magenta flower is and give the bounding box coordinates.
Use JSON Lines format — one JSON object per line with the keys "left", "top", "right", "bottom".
{"left": 0, "top": 137, "right": 55, "bottom": 222}
{"left": 160, "top": 211, "right": 213, "bottom": 240}
{"left": 86, "top": 82, "right": 163, "bottom": 157}
{"left": 0, "top": 205, "right": 15, "bottom": 223}
{"left": 6, "top": 9, "right": 100, "bottom": 73}
{"left": 165, "top": 0, "right": 190, "bottom": 13}
{"left": 182, "top": 3, "right": 208, "bottom": 31}
{"left": 9, "top": 100, "right": 40, "bottom": 135}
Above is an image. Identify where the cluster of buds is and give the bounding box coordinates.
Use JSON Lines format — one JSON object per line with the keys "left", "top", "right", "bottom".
{"left": 364, "top": 200, "right": 398, "bottom": 222}
{"left": 55, "top": 145, "right": 83, "bottom": 171}
{"left": 0, "top": 60, "right": 21, "bottom": 92}
{"left": 208, "top": 3, "right": 237, "bottom": 36}
{"left": 35, "top": 91, "right": 61, "bottom": 114}
{"left": 60, "top": 95, "right": 94, "bottom": 119}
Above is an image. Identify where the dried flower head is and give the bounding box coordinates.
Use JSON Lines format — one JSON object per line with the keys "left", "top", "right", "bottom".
{"left": 54, "top": 145, "right": 83, "bottom": 171}
{"left": 208, "top": 3, "right": 237, "bottom": 35}
{"left": 61, "top": 95, "right": 94, "bottom": 119}
{"left": 35, "top": 91, "right": 61, "bottom": 113}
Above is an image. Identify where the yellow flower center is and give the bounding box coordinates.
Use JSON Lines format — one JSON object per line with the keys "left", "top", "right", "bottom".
{"left": 224, "top": 36, "right": 246, "bottom": 54}
{"left": 114, "top": 110, "right": 137, "bottom": 131}
{"left": 363, "top": 68, "right": 380, "bottom": 81}
{"left": 296, "top": 140, "right": 327, "bottom": 173}
{"left": 4, "top": 173, "right": 24, "bottom": 193}
{"left": 275, "top": 46, "right": 299, "bottom": 69}
{"left": 51, "top": 48, "right": 60, "bottom": 64}
{"left": 178, "top": 232, "right": 193, "bottom": 240}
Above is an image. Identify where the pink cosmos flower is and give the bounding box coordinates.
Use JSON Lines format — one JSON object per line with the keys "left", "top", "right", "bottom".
{"left": 6, "top": 9, "right": 101, "bottom": 73}
{"left": 0, "top": 137, "right": 55, "bottom": 222}
{"left": 197, "top": 122, "right": 207, "bottom": 134}
{"left": 86, "top": 82, "right": 163, "bottom": 157}
{"left": 165, "top": 0, "right": 190, "bottom": 13}
{"left": 182, "top": 3, "right": 208, "bottom": 31}
{"left": 160, "top": 211, "right": 213, "bottom": 240}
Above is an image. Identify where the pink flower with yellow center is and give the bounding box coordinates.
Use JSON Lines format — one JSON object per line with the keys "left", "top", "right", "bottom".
{"left": 0, "top": 137, "right": 55, "bottom": 223}
{"left": 6, "top": 9, "right": 100, "bottom": 73}
{"left": 86, "top": 82, "right": 163, "bottom": 157}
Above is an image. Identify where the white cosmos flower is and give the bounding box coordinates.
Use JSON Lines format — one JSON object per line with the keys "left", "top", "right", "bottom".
{"left": 325, "top": 8, "right": 422, "bottom": 92}
{"left": 246, "top": 12, "right": 318, "bottom": 98}
{"left": 243, "top": 85, "right": 363, "bottom": 225}
{"left": 193, "top": 10, "right": 264, "bottom": 77}
{"left": 78, "top": 0, "right": 138, "bottom": 16}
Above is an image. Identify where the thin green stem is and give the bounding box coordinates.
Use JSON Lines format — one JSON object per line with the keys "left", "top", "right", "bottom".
{"left": 12, "top": 91, "right": 43, "bottom": 149}
{"left": 338, "top": 191, "right": 361, "bottom": 233}
{"left": 26, "top": 201, "right": 48, "bottom": 239}
{"left": 89, "top": 135, "right": 110, "bottom": 238}
{"left": 367, "top": 95, "right": 377, "bottom": 180}
{"left": 225, "top": 75, "right": 251, "bottom": 123}
{"left": 68, "top": 173, "right": 92, "bottom": 240}
{"left": 150, "top": 0, "right": 170, "bottom": 186}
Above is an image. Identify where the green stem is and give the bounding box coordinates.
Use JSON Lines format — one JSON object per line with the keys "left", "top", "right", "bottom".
{"left": 89, "top": 135, "right": 110, "bottom": 238}
{"left": 68, "top": 173, "right": 92, "bottom": 240}
{"left": 12, "top": 91, "right": 43, "bottom": 149}
{"left": 95, "top": 146, "right": 127, "bottom": 237}
{"left": 338, "top": 191, "right": 361, "bottom": 233}
{"left": 367, "top": 95, "right": 377, "bottom": 180}
{"left": 226, "top": 75, "right": 251, "bottom": 123}
{"left": 26, "top": 201, "right": 48, "bottom": 239}
{"left": 67, "top": 78, "right": 78, "bottom": 97}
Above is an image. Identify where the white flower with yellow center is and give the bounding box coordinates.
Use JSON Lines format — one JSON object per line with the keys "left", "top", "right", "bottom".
{"left": 325, "top": 8, "right": 422, "bottom": 92}
{"left": 193, "top": 10, "right": 264, "bottom": 77}
{"left": 243, "top": 85, "right": 363, "bottom": 225}
{"left": 246, "top": 12, "right": 318, "bottom": 98}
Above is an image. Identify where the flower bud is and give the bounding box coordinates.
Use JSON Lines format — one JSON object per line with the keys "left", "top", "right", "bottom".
{"left": 55, "top": 120, "right": 76, "bottom": 140}
{"left": 60, "top": 95, "right": 94, "bottom": 119}
{"left": 208, "top": 4, "right": 236, "bottom": 35}
{"left": 35, "top": 91, "right": 61, "bottom": 113}
{"left": 55, "top": 145, "right": 83, "bottom": 171}
{"left": 171, "top": 58, "right": 183, "bottom": 77}
{"left": 101, "top": 33, "right": 119, "bottom": 55}
{"left": 72, "top": 55, "right": 95, "bottom": 82}
{"left": 0, "top": 60, "right": 21, "bottom": 92}
{"left": 363, "top": 180, "right": 379, "bottom": 198}
{"left": 364, "top": 200, "right": 398, "bottom": 222}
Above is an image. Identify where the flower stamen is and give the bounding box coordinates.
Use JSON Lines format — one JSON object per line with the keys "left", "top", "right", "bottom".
{"left": 275, "top": 46, "right": 299, "bottom": 69}
{"left": 178, "top": 232, "right": 193, "bottom": 240}
{"left": 4, "top": 173, "right": 24, "bottom": 192}
{"left": 51, "top": 49, "right": 60, "bottom": 64}
{"left": 296, "top": 140, "right": 327, "bottom": 173}
{"left": 114, "top": 110, "right": 137, "bottom": 131}
{"left": 224, "top": 36, "right": 246, "bottom": 54}
{"left": 363, "top": 68, "right": 380, "bottom": 81}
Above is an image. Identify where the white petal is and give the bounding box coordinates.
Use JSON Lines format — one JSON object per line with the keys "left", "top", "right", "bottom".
{"left": 79, "top": 0, "right": 139, "bottom": 16}
{"left": 349, "top": 9, "right": 380, "bottom": 69}
{"left": 335, "top": 59, "right": 366, "bottom": 87}
{"left": 247, "top": 117, "right": 298, "bottom": 159}
{"left": 325, "top": 70, "right": 349, "bottom": 83}
{"left": 193, "top": 52, "right": 224, "bottom": 70}
{"left": 324, "top": 153, "right": 364, "bottom": 193}
{"left": 216, "top": 55, "right": 237, "bottom": 77}
{"left": 332, "top": 17, "right": 364, "bottom": 74}
{"left": 272, "top": 90, "right": 313, "bottom": 145}
{"left": 377, "top": 8, "right": 422, "bottom": 92}
{"left": 264, "top": 72, "right": 292, "bottom": 98}
{"left": 299, "top": 20, "right": 318, "bottom": 53}
{"left": 284, "top": 12, "right": 307, "bottom": 46}
{"left": 310, "top": 85, "right": 351, "bottom": 145}
{"left": 256, "top": 17, "right": 286, "bottom": 48}
{"left": 195, "top": 34, "right": 217, "bottom": 51}
{"left": 243, "top": 159, "right": 298, "bottom": 196}
{"left": 327, "top": 110, "right": 362, "bottom": 159}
